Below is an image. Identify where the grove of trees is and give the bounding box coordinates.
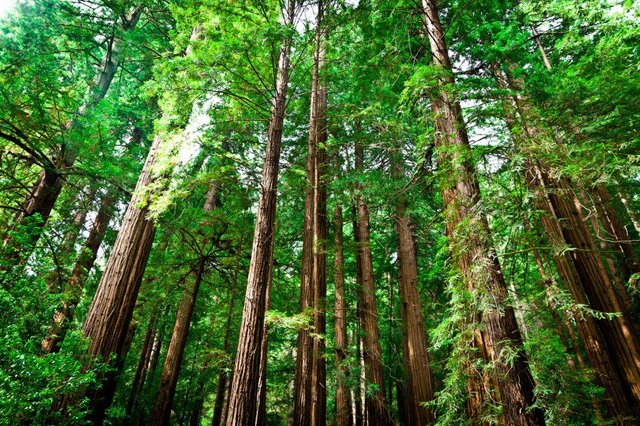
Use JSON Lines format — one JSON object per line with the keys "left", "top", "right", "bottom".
{"left": 0, "top": 0, "right": 639, "bottom": 424}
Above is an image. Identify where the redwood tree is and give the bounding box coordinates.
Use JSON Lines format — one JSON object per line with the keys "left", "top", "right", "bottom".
{"left": 421, "top": 0, "right": 544, "bottom": 424}
{"left": 225, "top": 2, "right": 298, "bottom": 424}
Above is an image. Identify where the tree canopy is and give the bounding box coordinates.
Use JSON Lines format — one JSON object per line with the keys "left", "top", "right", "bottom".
{"left": 0, "top": 0, "right": 639, "bottom": 424}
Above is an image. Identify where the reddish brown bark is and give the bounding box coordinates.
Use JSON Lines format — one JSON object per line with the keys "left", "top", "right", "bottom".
{"left": 492, "top": 62, "right": 640, "bottom": 421}
{"left": 149, "top": 257, "right": 206, "bottom": 426}
{"left": 225, "top": 3, "right": 297, "bottom": 424}
{"left": 395, "top": 198, "right": 435, "bottom": 425}
{"left": 293, "top": 73, "right": 316, "bottom": 425}
{"left": 293, "top": 4, "right": 327, "bottom": 422}
{"left": 530, "top": 167, "right": 640, "bottom": 420}
{"left": 310, "top": 4, "right": 328, "bottom": 422}
{"left": 333, "top": 186, "right": 351, "bottom": 426}
{"left": 78, "top": 131, "right": 161, "bottom": 421}
{"left": 73, "top": 25, "right": 209, "bottom": 422}
{"left": 150, "top": 180, "right": 219, "bottom": 426}
{"left": 421, "top": 1, "right": 544, "bottom": 424}
{"left": 354, "top": 141, "right": 391, "bottom": 426}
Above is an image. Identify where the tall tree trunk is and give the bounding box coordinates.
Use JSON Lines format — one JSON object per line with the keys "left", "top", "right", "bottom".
{"left": 225, "top": 3, "right": 297, "bottom": 424}
{"left": 42, "top": 117, "right": 145, "bottom": 352}
{"left": 78, "top": 133, "right": 161, "bottom": 422}
{"left": 333, "top": 171, "right": 351, "bottom": 426}
{"left": 394, "top": 184, "right": 435, "bottom": 424}
{"left": 72, "top": 25, "right": 206, "bottom": 422}
{"left": 421, "top": 1, "right": 544, "bottom": 424}
{"left": 542, "top": 175, "right": 640, "bottom": 412}
{"left": 293, "top": 71, "right": 317, "bottom": 426}
{"left": 529, "top": 37, "right": 640, "bottom": 414}
{"left": 293, "top": 3, "right": 327, "bottom": 421}
{"left": 255, "top": 275, "right": 272, "bottom": 426}
{"left": 212, "top": 249, "right": 242, "bottom": 426}
{"left": 1, "top": 6, "right": 143, "bottom": 266}
{"left": 149, "top": 257, "right": 206, "bottom": 426}
{"left": 351, "top": 207, "right": 364, "bottom": 426}
{"left": 354, "top": 141, "right": 391, "bottom": 426}
{"left": 150, "top": 180, "right": 219, "bottom": 426}
{"left": 310, "top": 4, "right": 328, "bottom": 423}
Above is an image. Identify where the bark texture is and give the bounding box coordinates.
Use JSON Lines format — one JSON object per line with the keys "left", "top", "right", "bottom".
{"left": 354, "top": 141, "right": 391, "bottom": 426}
{"left": 79, "top": 129, "right": 162, "bottom": 422}
{"left": 421, "top": 1, "right": 544, "bottom": 424}
{"left": 293, "top": 5, "right": 327, "bottom": 423}
{"left": 310, "top": 5, "right": 328, "bottom": 423}
{"left": 333, "top": 190, "right": 351, "bottom": 426}
{"left": 493, "top": 63, "right": 640, "bottom": 421}
{"left": 225, "top": 3, "right": 297, "bottom": 424}
{"left": 149, "top": 257, "right": 206, "bottom": 426}
{"left": 394, "top": 194, "right": 434, "bottom": 425}
{"left": 150, "top": 180, "right": 219, "bottom": 426}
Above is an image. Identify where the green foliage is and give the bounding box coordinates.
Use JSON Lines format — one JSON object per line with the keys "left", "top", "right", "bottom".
{"left": 1, "top": 0, "right": 639, "bottom": 424}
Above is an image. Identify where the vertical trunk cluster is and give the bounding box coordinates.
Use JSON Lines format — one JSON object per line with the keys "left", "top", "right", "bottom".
{"left": 73, "top": 26, "right": 204, "bottom": 422}
{"left": 493, "top": 63, "right": 640, "bottom": 420}
{"left": 421, "top": 1, "right": 544, "bottom": 424}
{"left": 225, "top": 2, "right": 297, "bottom": 424}
{"left": 391, "top": 156, "right": 435, "bottom": 425}
{"left": 293, "top": 87, "right": 316, "bottom": 425}
{"left": 1, "top": 6, "right": 143, "bottom": 266}
{"left": 528, "top": 149, "right": 640, "bottom": 422}
{"left": 293, "top": 3, "right": 328, "bottom": 424}
{"left": 353, "top": 141, "right": 391, "bottom": 426}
